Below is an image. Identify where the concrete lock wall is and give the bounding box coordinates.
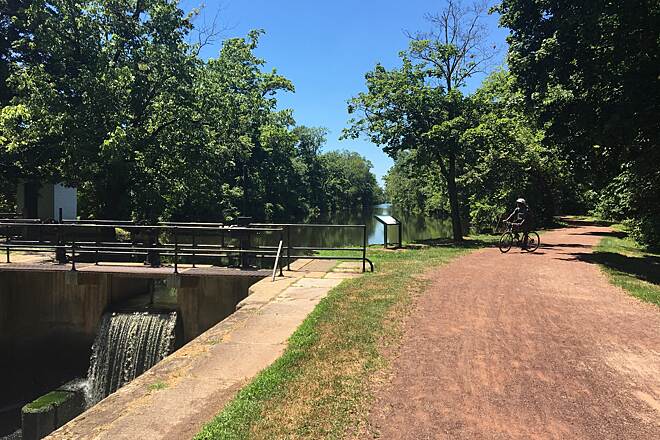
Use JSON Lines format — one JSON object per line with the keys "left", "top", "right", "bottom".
{"left": 0, "top": 269, "right": 264, "bottom": 428}
{"left": 177, "top": 275, "right": 263, "bottom": 343}
{"left": 0, "top": 270, "right": 150, "bottom": 418}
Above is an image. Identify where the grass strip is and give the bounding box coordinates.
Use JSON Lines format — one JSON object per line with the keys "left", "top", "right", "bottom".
{"left": 593, "top": 226, "right": 660, "bottom": 306}
{"left": 195, "top": 238, "right": 493, "bottom": 439}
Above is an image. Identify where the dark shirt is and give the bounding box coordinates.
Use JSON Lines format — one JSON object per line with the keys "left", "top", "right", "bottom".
{"left": 507, "top": 206, "right": 528, "bottom": 224}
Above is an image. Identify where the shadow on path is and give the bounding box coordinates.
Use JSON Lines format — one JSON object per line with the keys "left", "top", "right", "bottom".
{"left": 411, "top": 237, "right": 496, "bottom": 250}
{"left": 569, "top": 251, "right": 660, "bottom": 285}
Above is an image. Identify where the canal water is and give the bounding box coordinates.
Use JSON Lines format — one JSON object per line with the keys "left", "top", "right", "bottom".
{"left": 289, "top": 204, "right": 454, "bottom": 248}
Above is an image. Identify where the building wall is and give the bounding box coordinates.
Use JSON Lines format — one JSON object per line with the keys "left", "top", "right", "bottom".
{"left": 52, "top": 184, "right": 77, "bottom": 220}
{"left": 37, "top": 184, "right": 54, "bottom": 220}
{"left": 15, "top": 182, "right": 77, "bottom": 220}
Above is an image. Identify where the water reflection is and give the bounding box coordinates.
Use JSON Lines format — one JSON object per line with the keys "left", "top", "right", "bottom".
{"left": 291, "top": 204, "right": 454, "bottom": 247}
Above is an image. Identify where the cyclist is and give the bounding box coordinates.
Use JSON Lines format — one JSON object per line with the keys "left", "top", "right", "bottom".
{"left": 505, "top": 198, "right": 530, "bottom": 249}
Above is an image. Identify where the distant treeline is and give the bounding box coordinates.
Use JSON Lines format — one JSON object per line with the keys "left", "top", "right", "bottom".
{"left": 347, "top": 0, "right": 658, "bottom": 247}
{"left": 0, "top": 1, "right": 381, "bottom": 222}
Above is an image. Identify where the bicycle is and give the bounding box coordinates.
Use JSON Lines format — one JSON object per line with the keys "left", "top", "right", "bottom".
{"left": 498, "top": 221, "right": 540, "bottom": 253}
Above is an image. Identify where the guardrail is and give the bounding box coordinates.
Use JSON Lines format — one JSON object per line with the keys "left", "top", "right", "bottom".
{"left": 0, "top": 221, "right": 284, "bottom": 274}
{"left": 249, "top": 223, "right": 374, "bottom": 272}
{"left": 0, "top": 220, "right": 375, "bottom": 274}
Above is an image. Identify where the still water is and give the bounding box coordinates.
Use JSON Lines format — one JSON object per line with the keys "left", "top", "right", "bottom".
{"left": 286, "top": 204, "right": 453, "bottom": 248}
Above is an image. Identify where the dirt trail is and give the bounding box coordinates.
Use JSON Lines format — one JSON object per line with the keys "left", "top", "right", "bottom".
{"left": 367, "top": 224, "right": 660, "bottom": 439}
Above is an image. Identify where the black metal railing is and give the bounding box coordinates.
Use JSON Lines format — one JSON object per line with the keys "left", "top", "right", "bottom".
{"left": 1, "top": 219, "right": 374, "bottom": 274}
{"left": 0, "top": 221, "right": 284, "bottom": 275}
{"left": 249, "top": 223, "right": 374, "bottom": 272}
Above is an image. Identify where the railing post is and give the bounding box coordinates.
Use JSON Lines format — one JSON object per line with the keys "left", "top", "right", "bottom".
{"left": 286, "top": 226, "right": 291, "bottom": 271}
{"left": 220, "top": 229, "right": 225, "bottom": 266}
{"left": 56, "top": 226, "right": 67, "bottom": 264}
{"left": 192, "top": 232, "right": 196, "bottom": 268}
{"left": 174, "top": 228, "right": 179, "bottom": 274}
{"left": 5, "top": 225, "right": 10, "bottom": 263}
{"left": 95, "top": 226, "right": 100, "bottom": 265}
{"left": 70, "top": 240, "right": 77, "bottom": 272}
{"left": 362, "top": 225, "right": 367, "bottom": 273}
{"left": 240, "top": 229, "right": 249, "bottom": 269}
{"left": 279, "top": 229, "right": 285, "bottom": 276}
{"left": 147, "top": 227, "right": 161, "bottom": 268}
{"left": 272, "top": 240, "right": 284, "bottom": 282}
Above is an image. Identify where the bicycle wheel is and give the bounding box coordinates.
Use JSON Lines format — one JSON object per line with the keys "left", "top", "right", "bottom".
{"left": 524, "top": 232, "right": 540, "bottom": 252}
{"left": 499, "top": 232, "right": 514, "bottom": 253}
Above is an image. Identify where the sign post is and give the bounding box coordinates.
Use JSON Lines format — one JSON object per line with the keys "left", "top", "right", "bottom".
{"left": 374, "top": 215, "right": 402, "bottom": 249}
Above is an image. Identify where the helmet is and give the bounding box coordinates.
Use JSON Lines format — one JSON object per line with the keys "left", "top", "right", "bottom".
{"left": 516, "top": 198, "right": 526, "bottom": 205}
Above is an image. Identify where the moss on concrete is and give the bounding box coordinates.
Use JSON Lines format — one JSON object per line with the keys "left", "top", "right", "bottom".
{"left": 23, "top": 391, "right": 70, "bottom": 413}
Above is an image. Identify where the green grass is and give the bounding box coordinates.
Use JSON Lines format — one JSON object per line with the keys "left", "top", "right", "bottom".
{"left": 23, "top": 391, "right": 70, "bottom": 413}
{"left": 148, "top": 381, "right": 168, "bottom": 391}
{"left": 592, "top": 225, "right": 660, "bottom": 306}
{"left": 195, "top": 237, "right": 495, "bottom": 440}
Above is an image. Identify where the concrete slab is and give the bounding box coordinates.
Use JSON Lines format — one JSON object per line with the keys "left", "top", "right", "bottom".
{"left": 292, "top": 277, "right": 343, "bottom": 289}
{"left": 299, "top": 259, "right": 338, "bottom": 272}
{"left": 47, "top": 259, "right": 360, "bottom": 440}
{"left": 301, "top": 271, "right": 328, "bottom": 278}
{"left": 324, "top": 272, "right": 361, "bottom": 279}
{"left": 188, "top": 342, "right": 286, "bottom": 380}
{"left": 223, "top": 312, "right": 308, "bottom": 346}
{"left": 332, "top": 266, "right": 363, "bottom": 273}
{"left": 277, "top": 286, "right": 330, "bottom": 302}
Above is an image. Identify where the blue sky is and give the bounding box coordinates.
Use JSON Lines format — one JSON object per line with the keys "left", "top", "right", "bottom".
{"left": 180, "top": 0, "right": 510, "bottom": 184}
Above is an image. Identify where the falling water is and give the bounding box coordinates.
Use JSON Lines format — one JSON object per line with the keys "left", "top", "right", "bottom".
{"left": 86, "top": 311, "right": 178, "bottom": 405}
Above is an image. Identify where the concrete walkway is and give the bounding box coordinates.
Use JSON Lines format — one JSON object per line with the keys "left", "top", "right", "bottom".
{"left": 48, "top": 259, "right": 361, "bottom": 440}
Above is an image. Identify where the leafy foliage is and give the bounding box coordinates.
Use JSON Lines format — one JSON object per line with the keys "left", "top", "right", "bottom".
{"left": 0, "top": 2, "right": 381, "bottom": 221}
{"left": 381, "top": 70, "right": 568, "bottom": 233}
{"left": 498, "top": 0, "right": 660, "bottom": 247}
{"left": 346, "top": 1, "right": 498, "bottom": 241}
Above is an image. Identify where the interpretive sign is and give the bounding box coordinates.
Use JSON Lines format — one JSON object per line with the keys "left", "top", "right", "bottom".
{"left": 374, "top": 215, "right": 402, "bottom": 249}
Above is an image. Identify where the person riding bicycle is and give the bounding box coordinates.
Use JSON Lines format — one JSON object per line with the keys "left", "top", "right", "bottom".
{"left": 505, "top": 198, "right": 530, "bottom": 248}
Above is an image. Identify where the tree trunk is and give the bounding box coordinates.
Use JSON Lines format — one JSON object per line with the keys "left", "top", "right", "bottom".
{"left": 446, "top": 152, "right": 463, "bottom": 242}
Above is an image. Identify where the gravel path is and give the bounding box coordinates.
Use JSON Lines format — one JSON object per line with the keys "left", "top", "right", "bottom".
{"left": 368, "top": 225, "right": 659, "bottom": 439}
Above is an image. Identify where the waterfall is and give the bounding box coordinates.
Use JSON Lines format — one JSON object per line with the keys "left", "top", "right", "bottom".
{"left": 86, "top": 311, "right": 178, "bottom": 405}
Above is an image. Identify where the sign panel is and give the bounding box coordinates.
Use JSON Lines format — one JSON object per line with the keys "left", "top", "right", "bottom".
{"left": 375, "top": 215, "right": 399, "bottom": 225}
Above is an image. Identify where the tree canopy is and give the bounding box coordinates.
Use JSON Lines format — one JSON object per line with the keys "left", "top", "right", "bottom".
{"left": 0, "top": 1, "right": 381, "bottom": 221}
{"left": 499, "top": 0, "right": 660, "bottom": 246}
{"left": 346, "top": 0, "right": 499, "bottom": 240}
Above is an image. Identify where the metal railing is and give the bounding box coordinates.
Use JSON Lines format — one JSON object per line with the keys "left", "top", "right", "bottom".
{"left": 1, "top": 221, "right": 284, "bottom": 275}
{"left": 249, "top": 223, "right": 374, "bottom": 272}
{"left": 1, "top": 219, "right": 375, "bottom": 274}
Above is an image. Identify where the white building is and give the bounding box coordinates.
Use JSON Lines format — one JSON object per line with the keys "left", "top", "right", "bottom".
{"left": 16, "top": 181, "right": 77, "bottom": 220}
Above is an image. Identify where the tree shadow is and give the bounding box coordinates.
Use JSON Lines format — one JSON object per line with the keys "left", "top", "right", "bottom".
{"left": 539, "top": 243, "right": 593, "bottom": 249}
{"left": 557, "top": 216, "right": 615, "bottom": 227}
{"left": 571, "top": 251, "right": 660, "bottom": 285}
{"left": 410, "top": 236, "right": 495, "bottom": 250}
{"left": 578, "top": 230, "right": 628, "bottom": 239}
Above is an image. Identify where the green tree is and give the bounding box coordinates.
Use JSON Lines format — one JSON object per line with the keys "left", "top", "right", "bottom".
{"left": 321, "top": 150, "right": 382, "bottom": 211}
{"left": 1, "top": 3, "right": 383, "bottom": 222}
{"left": 292, "top": 126, "right": 328, "bottom": 216}
{"left": 498, "top": 0, "right": 660, "bottom": 246}
{"left": 346, "top": 0, "right": 497, "bottom": 241}
{"left": 190, "top": 30, "right": 297, "bottom": 222}
{"left": 461, "top": 70, "right": 567, "bottom": 231}
{"left": 384, "top": 151, "right": 449, "bottom": 217}
{"left": 1, "top": 0, "right": 201, "bottom": 220}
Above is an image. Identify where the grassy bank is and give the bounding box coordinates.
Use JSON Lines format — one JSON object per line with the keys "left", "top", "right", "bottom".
{"left": 592, "top": 226, "right": 660, "bottom": 306}
{"left": 195, "top": 238, "right": 493, "bottom": 439}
